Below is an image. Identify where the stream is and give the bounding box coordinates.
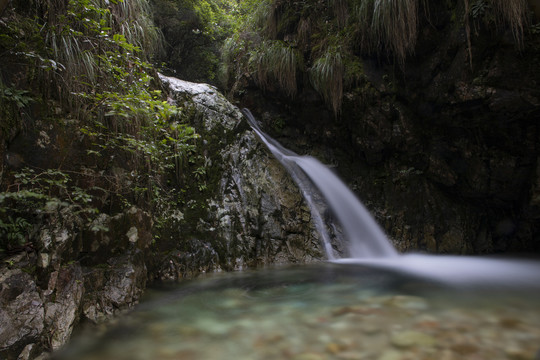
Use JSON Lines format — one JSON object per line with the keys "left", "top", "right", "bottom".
{"left": 55, "top": 262, "right": 540, "bottom": 360}
{"left": 54, "top": 111, "right": 540, "bottom": 360}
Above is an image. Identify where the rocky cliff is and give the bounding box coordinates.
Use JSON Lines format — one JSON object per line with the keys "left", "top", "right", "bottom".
{"left": 0, "top": 76, "right": 321, "bottom": 360}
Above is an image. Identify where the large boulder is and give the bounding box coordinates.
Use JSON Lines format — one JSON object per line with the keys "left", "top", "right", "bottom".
{"left": 156, "top": 75, "right": 323, "bottom": 278}
{"left": 0, "top": 206, "right": 154, "bottom": 360}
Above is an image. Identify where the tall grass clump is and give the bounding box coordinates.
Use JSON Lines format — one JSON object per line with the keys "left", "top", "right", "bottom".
{"left": 115, "top": 8, "right": 162, "bottom": 56}
{"left": 265, "top": 1, "right": 281, "bottom": 39}
{"left": 348, "top": 0, "right": 419, "bottom": 62}
{"left": 218, "top": 36, "right": 238, "bottom": 89}
{"left": 483, "top": 0, "right": 530, "bottom": 45}
{"left": 309, "top": 47, "right": 344, "bottom": 116}
{"left": 244, "top": 0, "right": 270, "bottom": 30}
{"left": 332, "top": 0, "right": 349, "bottom": 28}
{"left": 297, "top": 17, "right": 312, "bottom": 49}
{"left": 350, "top": 0, "right": 376, "bottom": 53}
{"left": 250, "top": 40, "right": 301, "bottom": 97}
{"left": 494, "top": 0, "right": 529, "bottom": 43}
{"left": 465, "top": 0, "right": 530, "bottom": 66}
{"left": 40, "top": 0, "right": 161, "bottom": 106}
{"left": 371, "top": 0, "right": 419, "bottom": 63}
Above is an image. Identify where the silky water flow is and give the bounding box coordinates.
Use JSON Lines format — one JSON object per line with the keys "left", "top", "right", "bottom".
{"left": 54, "top": 110, "right": 540, "bottom": 360}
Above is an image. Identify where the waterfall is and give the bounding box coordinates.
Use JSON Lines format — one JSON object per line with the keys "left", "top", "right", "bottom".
{"left": 243, "top": 109, "right": 397, "bottom": 259}
{"left": 244, "top": 109, "right": 540, "bottom": 288}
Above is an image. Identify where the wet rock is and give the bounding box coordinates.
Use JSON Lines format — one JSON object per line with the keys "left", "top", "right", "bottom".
{"left": 335, "top": 351, "right": 366, "bottom": 360}
{"left": 159, "top": 74, "right": 239, "bottom": 132}
{"left": 332, "top": 306, "right": 382, "bottom": 317}
{"left": 0, "top": 267, "right": 44, "bottom": 359}
{"left": 361, "top": 323, "right": 381, "bottom": 335}
{"left": 43, "top": 264, "right": 84, "bottom": 350}
{"left": 450, "top": 342, "right": 478, "bottom": 355}
{"left": 377, "top": 350, "right": 404, "bottom": 360}
{"left": 390, "top": 330, "right": 436, "bottom": 348}
{"left": 16, "top": 343, "right": 38, "bottom": 360}
{"left": 387, "top": 295, "right": 428, "bottom": 311}
{"left": 505, "top": 346, "right": 535, "bottom": 360}
{"left": 82, "top": 207, "right": 153, "bottom": 266}
{"left": 83, "top": 254, "right": 147, "bottom": 323}
{"left": 426, "top": 155, "right": 457, "bottom": 187}
{"left": 1, "top": 202, "right": 154, "bottom": 358}
{"left": 159, "top": 74, "right": 324, "bottom": 272}
{"left": 293, "top": 353, "right": 327, "bottom": 360}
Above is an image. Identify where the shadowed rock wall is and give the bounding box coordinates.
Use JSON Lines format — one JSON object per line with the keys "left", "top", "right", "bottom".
{"left": 237, "top": 5, "right": 540, "bottom": 255}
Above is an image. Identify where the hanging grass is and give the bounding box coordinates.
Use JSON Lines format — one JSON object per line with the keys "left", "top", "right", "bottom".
{"left": 371, "top": 0, "right": 419, "bottom": 63}
{"left": 265, "top": 0, "right": 281, "bottom": 39}
{"left": 118, "top": 16, "right": 162, "bottom": 56}
{"left": 309, "top": 47, "right": 344, "bottom": 116}
{"left": 332, "top": 0, "right": 349, "bottom": 28}
{"left": 486, "top": 0, "right": 529, "bottom": 45}
{"left": 38, "top": 0, "right": 162, "bottom": 107}
{"left": 348, "top": 0, "right": 419, "bottom": 62}
{"left": 250, "top": 40, "right": 301, "bottom": 97}
{"left": 351, "top": 0, "right": 376, "bottom": 53}
{"left": 246, "top": 0, "right": 272, "bottom": 31}
{"left": 464, "top": 0, "right": 530, "bottom": 66}
{"left": 297, "top": 17, "right": 312, "bottom": 49}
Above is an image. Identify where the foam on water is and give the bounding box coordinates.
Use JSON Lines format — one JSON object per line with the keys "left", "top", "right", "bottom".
{"left": 335, "top": 254, "right": 540, "bottom": 287}
{"left": 53, "top": 108, "right": 540, "bottom": 359}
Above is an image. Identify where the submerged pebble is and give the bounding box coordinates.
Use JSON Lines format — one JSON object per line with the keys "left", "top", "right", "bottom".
{"left": 390, "top": 330, "right": 436, "bottom": 348}
{"left": 388, "top": 295, "right": 429, "bottom": 311}
{"left": 377, "top": 350, "right": 404, "bottom": 360}
{"left": 56, "top": 266, "right": 540, "bottom": 360}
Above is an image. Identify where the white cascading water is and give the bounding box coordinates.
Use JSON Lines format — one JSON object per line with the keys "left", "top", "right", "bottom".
{"left": 243, "top": 109, "right": 397, "bottom": 259}
{"left": 244, "top": 109, "right": 540, "bottom": 287}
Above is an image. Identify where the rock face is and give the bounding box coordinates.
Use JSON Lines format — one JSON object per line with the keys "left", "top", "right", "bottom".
{"left": 0, "top": 207, "right": 153, "bottom": 360}
{"left": 1, "top": 75, "right": 322, "bottom": 359}
{"left": 343, "top": 23, "right": 540, "bottom": 254}
{"left": 157, "top": 74, "right": 322, "bottom": 277}
{"left": 0, "top": 265, "right": 44, "bottom": 357}
{"left": 238, "top": 6, "right": 540, "bottom": 255}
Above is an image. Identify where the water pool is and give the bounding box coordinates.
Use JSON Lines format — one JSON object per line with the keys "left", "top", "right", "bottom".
{"left": 55, "top": 261, "right": 540, "bottom": 360}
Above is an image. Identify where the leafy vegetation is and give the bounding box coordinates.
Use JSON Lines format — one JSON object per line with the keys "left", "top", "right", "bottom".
{"left": 0, "top": 168, "right": 99, "bottom": 252}
{"left": 466, "top": 0, "right": 530, "bottom": 51}
{"left": 152, "top": 0, "right": 240, "bottom": 83}
{"left": 219, "top": 0, "right": 534, "bottom": 115}
{"left": 0, "top": 0, "right": 200, "bottom": 256}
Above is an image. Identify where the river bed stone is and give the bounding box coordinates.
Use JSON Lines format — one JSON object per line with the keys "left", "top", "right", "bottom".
{"left": 50, "top": 264, "right": 540, "bottom": 360}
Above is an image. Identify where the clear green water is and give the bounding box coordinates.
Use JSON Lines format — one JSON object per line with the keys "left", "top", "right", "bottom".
{"left": 57, "top": 262, "right": 540, "bottom": 360}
